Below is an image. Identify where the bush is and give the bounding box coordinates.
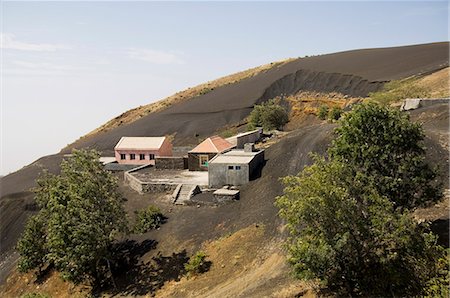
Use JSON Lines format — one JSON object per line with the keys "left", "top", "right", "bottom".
{"left": 249, "top": 99, "right": 289, "bottom": 130}
{"left": 17, "top": 149, "right": 127, "bottom": 285}
{"left": 184, "top": 251, "right": 209, "bottom": 277}
{"left": 275, "top": 157, "right": 447, "bottom": 296}
{"left": 329, "top": 102, "right": 440, "bottom": 210}
{"left": 317, "top": 105, "right": 329, "bottom": 120}
{"left": 276, "top": 102, "right": 445, "bottom": 296}
{"left": 328, "top": 106, "right": 342, "bottom": 121}
{"left": 133, "top": 205, "right": 164, "bottom": 234}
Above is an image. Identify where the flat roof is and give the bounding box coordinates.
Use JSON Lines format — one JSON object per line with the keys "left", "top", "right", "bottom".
{"left": 209, "top": 149, "right": 263, "bottom": 164}
{"left": 115, "top": 137, "right": 166, "bottom": 150}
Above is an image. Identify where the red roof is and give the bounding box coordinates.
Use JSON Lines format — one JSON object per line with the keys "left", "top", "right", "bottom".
{"left": 189, "top": 136, "right": 235, "bottom": 153}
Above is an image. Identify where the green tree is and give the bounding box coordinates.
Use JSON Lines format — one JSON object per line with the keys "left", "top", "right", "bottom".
{"left": 17, "top": 149, "right": 128, "bottom": 284}
{"left": 329, "top": 102, "right": 440, "bottom": 210}
{"left": 248, "top": 99, "right": 289, "bottom": 130}
{"left": 275, "top": 157, "right": 446, "bottom": 296}
{"left": 17, "top": 213, "right": 48, "bottom": 274}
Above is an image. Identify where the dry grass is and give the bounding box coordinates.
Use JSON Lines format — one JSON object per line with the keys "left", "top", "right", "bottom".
{"left": 85, "top": 58, "right": 295, "bottom": 138}
{"left": 0, "top": 269, "right": 89, "bottom": 298}
{"left": 285, "top": 91, "right": 360, "bottom": 130}
{"left": 155, "top": 225, "right": 314, "bottom": 298}
{"left": 417, "top": 67, "right": 450, "bottom": 98}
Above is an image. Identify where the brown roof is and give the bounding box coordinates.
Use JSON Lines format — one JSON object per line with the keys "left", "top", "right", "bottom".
{"left": 189, "top": 136, "right": 234, "bottom": 153}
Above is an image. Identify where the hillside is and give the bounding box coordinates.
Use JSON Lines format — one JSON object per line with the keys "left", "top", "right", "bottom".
{"left": 0, "top": 42, "right": 449, "bottom": 296}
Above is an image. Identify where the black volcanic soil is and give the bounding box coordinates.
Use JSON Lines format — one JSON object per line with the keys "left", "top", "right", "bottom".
{"left": 0, "top": 42, "right": 449, "bottom": 289}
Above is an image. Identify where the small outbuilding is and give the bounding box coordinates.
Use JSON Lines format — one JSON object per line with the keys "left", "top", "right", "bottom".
{"left": 115, "top": 136, "right": 173, "bottom": 165}
{"left": 188, "top": 135, "right": 235, "bottom": 171}
{"left": 226, "top": 128, "right": 262, "bottom": 149}
{"left": 208, "top": 144, "right": 264, "bottom": 188}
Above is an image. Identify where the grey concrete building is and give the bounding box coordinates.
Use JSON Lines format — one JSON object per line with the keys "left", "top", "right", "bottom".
{"left": 226, "top": 128, "right": 262, "bottom": 149}
{"left": 208, "top": 145, "right": 264, "bottom": 188}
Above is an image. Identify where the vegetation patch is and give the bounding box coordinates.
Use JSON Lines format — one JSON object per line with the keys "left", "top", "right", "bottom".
{"left": 20, "top": 293, "right": 51, "bottom": 298}
{"left": 248, "top": 99, "right": 289, "bottom": 130}
{"left": 184, "top": 251, "right": 211, "bottom": 278}
{"left": 368, "top": 78, "right": 431, "bottom": 105}
{"left": 133, "top": 205, "right": 165, "bottom": 234}
{"left": 16, "top": 149, "right": 128, "bottom": 285}
{"left": 276, "top": 103, "right": 447, "bottom": 296}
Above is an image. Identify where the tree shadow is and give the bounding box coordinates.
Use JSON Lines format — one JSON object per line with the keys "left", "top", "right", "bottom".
{"left": 430, "top": 218, "right": 449, "bottom": 248}
{"left": 96, "top": 239, "right": 189, "bottom": 296}
{"left": 34, "top": 264, "right": 54, "bottom": 285}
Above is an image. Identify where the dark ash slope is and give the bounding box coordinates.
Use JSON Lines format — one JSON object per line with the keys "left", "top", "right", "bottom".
{"left": 0, "top": 43, "right": 448, "bottom": 275}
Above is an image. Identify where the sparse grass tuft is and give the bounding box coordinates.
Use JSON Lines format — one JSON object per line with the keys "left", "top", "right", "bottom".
{"left": 368, "top": 78, "right": 431, "bottom": 105}
{"left": 185, "top": 251, "right": 210, "bottom": 278}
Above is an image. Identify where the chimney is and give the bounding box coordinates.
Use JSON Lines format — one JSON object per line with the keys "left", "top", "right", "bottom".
{"left": 244, "top": 143, "right": 255, "bottom": 152}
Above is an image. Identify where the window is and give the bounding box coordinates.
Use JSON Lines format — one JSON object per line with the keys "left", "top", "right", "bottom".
{"left": 130, "top": 154, "right": 136, "bottom": 160}
{"left": 139, "top": 154, "right": 145, "bottom": 160}
{"left": 149, "top": 154, "right": 155, "bottom": 160}
{"left": 199, "top": 155, "right": 209, "bottom": 167}
{"left": 235, "top": 166, "right": 241, "bottom": 170}
{"left": 228, "top": 165, "right": 234, "bottom": 170}
{"left": 120, "top": 153, "right": 126, "bottom": 160}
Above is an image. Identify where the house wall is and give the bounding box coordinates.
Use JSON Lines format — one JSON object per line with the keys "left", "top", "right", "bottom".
{"left": 115, "top": 149, "right": 160, "bottom": 165}
{"left": 208, "top": 150, "right": 265, "bottom": 188}
{"left": 115, "top": 138, "right": 173, "bottom": 164}
{"left": 159, "top": 138, "right": 173, "bottom": 156}
{"left": 188, "top": 152, "right": 217, "bottom": 171}
{"left": 236, "top": 130, "right": 261, "bottom": 149}
{"left": 155, "top": 156, "right": 187, "bottom": 170}
{"left": 208, "top": 163, "right": 250, "bottom": 188}
{"left": 248, "top": 151, "right": 265, "bottom": 179}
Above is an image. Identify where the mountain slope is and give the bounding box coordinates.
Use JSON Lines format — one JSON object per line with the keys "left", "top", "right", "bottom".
{"left": 0, "top": 42, "right": 449, "bottom": 290}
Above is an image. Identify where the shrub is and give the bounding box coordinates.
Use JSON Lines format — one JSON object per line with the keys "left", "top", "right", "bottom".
{"left": 317, "top": 105, "right": 329, "bottom": 120}
{"left": 276, "top": 157, "right": 447, "bottom": 296}
{"left": 17, "top": 149, "right": 127, "bottom": 285}
{"left": 133, "top": 205, "right": 164, "bottom": 234}
{"left": 328, "top": 106, "right": 342, "bottom": 121}
{"left": 329, "top": 102, "right": 440, "bottom": 210}
{"left": 276, "top": 102, "right": 445, "bottom": 296}
{"left": 249, "top": 99, "right": 289, "bottom": 130}
{"left": 184, "top": 251, "right": 209, "bottom": 277}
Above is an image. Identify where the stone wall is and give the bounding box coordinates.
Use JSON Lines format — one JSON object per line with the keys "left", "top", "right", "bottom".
{"left": 155, "top": 156, "right": 187, "bottom": 170}
{"left": 124, "top": 164, "right": 176, "bottom": 194}
{"left": 141, "top": 183, "right": 177, "bottom": 193}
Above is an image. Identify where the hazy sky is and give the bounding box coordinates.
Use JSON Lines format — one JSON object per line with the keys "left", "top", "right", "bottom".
{"left": 1, "top": 1, "right": 448, "bottom": 175}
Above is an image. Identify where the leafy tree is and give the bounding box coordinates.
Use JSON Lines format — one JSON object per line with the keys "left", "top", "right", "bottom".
{"left": 276, "top": 157, "right": 446, "bottom": 296}
{"left": 17, "top": 213, "right": 48, "bottom": 274}
{"left": 249, "top": 99, "right": 289, "bottom": 130}
{"left": 133, "top": 205, "right": 164, "bottom": 234}
{"left": 317, "top": 105, "right": 329, "bottom": 120}
{"left": 329, "top": 102, "right": 440, "bottom": 210}
{"left": 17, "top": 149, "right": 128, "bottom": 284}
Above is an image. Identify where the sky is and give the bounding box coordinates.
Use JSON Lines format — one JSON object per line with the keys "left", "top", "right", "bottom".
{"left": 1, "top": 1, "right": 448, "bottom": 176}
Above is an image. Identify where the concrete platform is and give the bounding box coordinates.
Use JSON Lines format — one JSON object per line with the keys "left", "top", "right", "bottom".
{"left": 130, "top": 168, "right": 208, "bottom": 186}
